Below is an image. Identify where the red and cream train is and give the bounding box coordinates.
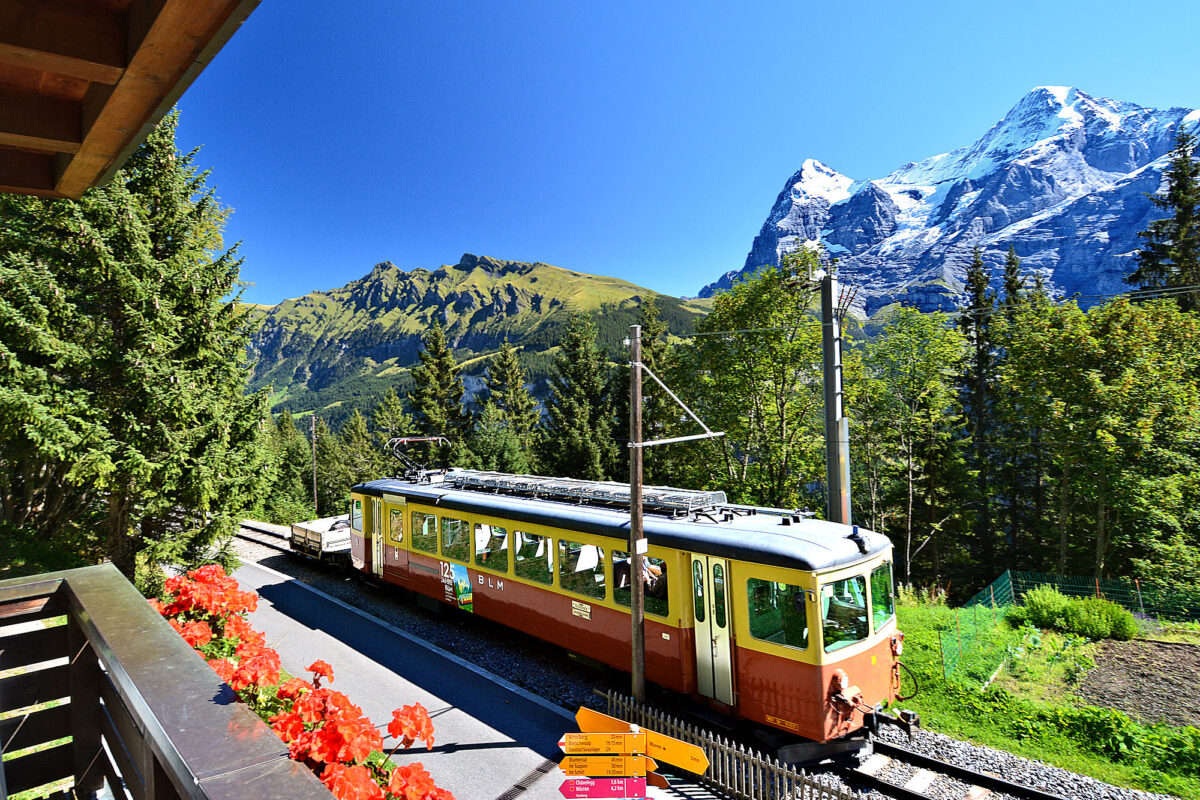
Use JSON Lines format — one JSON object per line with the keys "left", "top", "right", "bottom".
{"left": 345, "top": 469, "right": 910, "bottom": 756}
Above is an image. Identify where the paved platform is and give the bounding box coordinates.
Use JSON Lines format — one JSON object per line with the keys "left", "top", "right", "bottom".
{"left": 234, "top": 559, "right": 715, "bottom": 800}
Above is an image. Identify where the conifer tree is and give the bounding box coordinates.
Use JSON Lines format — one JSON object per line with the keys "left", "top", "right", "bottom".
{"left": 1002, "top": 245, "right": 1024, "bottom": 310}
{"left": 312, "top": 417, "right": 347, "bottom": 516}
{"left": 1128, "top": 126, "right": 1200, "bottom": 311}
{"left": 484, "top": 339, "right": 540, "bottom": 441}
{"left": 268, "top": 409, "right": 317, "bottom": 520}
{"left": 470, "top": 402, "right": 534, "bottom": 474}
{"left": 960, "top": 246, "right": 996, "bottom": 573}
{"left": 372, "top": 387, "right": 417, "bottom": 475}
{"left": 408, "top": 320, "right": 471, "bottom": 467}
{"left": 543, "top": 313, "right": 618, "bottom": 480}
{"left": 0, "top": 111, "right": 271, "bottom": 588}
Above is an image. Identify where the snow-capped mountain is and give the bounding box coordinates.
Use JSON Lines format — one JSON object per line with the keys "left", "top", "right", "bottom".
{"left": 701, "top": 87, "right": 1200, "bottom": 313}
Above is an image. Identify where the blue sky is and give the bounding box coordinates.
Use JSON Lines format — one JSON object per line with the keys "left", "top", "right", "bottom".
{"left": 175, "top": 1, "right": 1200, "bottom": 306}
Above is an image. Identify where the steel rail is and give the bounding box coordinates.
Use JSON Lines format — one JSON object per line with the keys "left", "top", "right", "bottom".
{"left": 841, "top": 767, "right": 937, "bottom": 800}
{"left": 234, "top": 527, "right": 290, "bottom": 554}
{"left": 869, "top": 739, "right": 1072, "bottom": 800}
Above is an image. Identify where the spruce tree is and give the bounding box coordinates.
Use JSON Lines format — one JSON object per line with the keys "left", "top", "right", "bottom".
{"left": 995, "top": 245, "right": 1030, "bottom": 563}
{"left": 470, "top": 402, "right": 533, "bottom": 474}
{"left": 543, "top": 313, "right": 618, "bottom": 480}
{"left": 0, "top": 111, "right": 272, "bottom": 587}
{"left": 408, "top": 320, "right": 471, "bottom": 467}
{"left": 1002, "top": 245, "right": 1024, "bottom": 310}
{"left": 484, "top": 339, "right": 540, "bottom": 441}
{"left": 372, "top": 386, "right": 417, "bottom": 475}
{"left": 960, "top": 246, "right": 996, "bottom": 573}
{"left": 271, "top": 410, "right": 317, "bottom": 514}
{"left": 1128, "top": 126, "right": 1200, "bottom": 311}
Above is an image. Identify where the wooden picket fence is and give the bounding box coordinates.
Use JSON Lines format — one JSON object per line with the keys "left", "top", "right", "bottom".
{"left": 600, "top": 689, "right": 853, "bottom": 800}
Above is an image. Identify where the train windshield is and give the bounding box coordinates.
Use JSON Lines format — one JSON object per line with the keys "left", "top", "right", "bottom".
{"left": 871, "top": 561, "right": 896, "bottom": 630}
{"left": 821, "top": 576, "right": 869, "bottom": 652}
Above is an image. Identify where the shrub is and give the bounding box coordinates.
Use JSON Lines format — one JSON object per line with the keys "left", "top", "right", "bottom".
{"left": 1019, "top": 586, "right": 1138, "bottom": 640}
{"left": 1004, "top": 605, "right": 1029, "bottom": 627}
{"left": 1022, "top": 585, "right": 1072, "bottom": 629}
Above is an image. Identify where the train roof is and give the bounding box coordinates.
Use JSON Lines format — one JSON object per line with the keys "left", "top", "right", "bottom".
{"left": 351, "top": 471, "right": 890, "bottom": 572}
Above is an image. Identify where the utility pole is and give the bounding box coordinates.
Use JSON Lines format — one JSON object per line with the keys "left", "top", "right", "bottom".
{"left": 311, "top": 413, "right": 318, "bottom": 518}
{"left": 820, "top": 271, "right": 851, "bottom": 525}
{"left": 628, "top": 326, "right": 646, "bottom": 701}
{"left": 627, "top": 324, "right": 723, "bottom": 703}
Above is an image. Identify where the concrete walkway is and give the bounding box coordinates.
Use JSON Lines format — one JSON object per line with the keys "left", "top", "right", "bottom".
{"left": 234, "top": 559, "right": 712, "bottom": 800}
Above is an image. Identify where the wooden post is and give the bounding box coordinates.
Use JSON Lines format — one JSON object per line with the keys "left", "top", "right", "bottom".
{"left": 955, "top": 608, "right": 962, "bottom": 664}
{"left": 1134, "top": 578, "right": 1145, "bottom": 615}
{"left": 629, "top": 325, "right": 646, "bottom": 703}
{"left": 311, "top": 413, "right": 318, "bottom": 517}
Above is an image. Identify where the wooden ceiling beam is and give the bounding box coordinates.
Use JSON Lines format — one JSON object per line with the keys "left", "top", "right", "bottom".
{"left": 0, "top": 86, "right": 81, "bottom": 153}
{"left": 0, "top": 0, "right": 127, "bottom": 85}
{"left": 56, "top": 0, "right": 256, "bottom": 198}
{"left": 0, "top": 149, "right": 59, "bottom": 196}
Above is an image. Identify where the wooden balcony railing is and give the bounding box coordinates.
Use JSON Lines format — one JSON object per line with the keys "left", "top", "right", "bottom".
{"left": 0, "top": 563, "right": 329, "bottom": 800}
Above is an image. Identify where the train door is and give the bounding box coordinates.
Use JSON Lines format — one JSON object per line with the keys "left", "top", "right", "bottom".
{"left": 386, "top": 500, "right": 408, "bottom": 574}
{"left": 691, "top": 555, "right": 734, "bottom": 705}
{"left": 371, "top": 498, "right": 384, "bottom": 577}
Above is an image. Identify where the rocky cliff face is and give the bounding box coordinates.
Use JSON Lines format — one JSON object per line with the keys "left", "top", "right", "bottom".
{"left": 701, "top": 87, "right": 1200, "bottom": 313}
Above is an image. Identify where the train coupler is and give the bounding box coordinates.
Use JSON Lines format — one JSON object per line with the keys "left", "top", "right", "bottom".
{"left": 864, "top": 706, "right": 921, "bottom": 741}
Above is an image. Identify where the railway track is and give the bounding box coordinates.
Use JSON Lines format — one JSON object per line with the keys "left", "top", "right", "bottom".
{"left": 845, "top": 739, "right": 1072, "bottom": 800}
{"left": 235, "top": 522, "right": 291, "bottom": 554}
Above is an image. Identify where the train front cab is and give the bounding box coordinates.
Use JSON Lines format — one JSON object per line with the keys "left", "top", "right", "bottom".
{"left": 693, "top": 551, "right": 899, "bottom": 744}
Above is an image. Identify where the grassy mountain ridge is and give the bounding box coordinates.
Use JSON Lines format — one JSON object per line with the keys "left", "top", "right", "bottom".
{"left": 245, "top": 253, "right": 710, "bottom": 427}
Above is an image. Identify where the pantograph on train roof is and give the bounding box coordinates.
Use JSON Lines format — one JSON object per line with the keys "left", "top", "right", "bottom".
{"left": 444, "top": 469, "right": 728, "bottom": 517}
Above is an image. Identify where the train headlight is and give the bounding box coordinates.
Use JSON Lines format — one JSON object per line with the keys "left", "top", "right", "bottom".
{"left": 891, "top": 633, "right": 905, "bottom": 657}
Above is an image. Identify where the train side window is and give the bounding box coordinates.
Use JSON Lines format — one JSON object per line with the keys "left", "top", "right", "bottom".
{"left": 712, "top": 563, "right": 727, "bottom": 629}
{"left": 474, "top": 523, "right": 509, "bottom": 571}
{"left": 822, "top": 575, "right": 869, "bottom": 652}
{"left": 351, "top": 499, "right": 363, "bottom": 531}
{"left": 612, "top": 551, "right": 669, "bottom": 617}
{"left": 558, "top": 539, "right": 605, "bottom": 600}
{"left": 441, "top": 516, "right": 470, "bottom": 562}
{"left": 388, "top": 509, "right": 404, "bottom": 545}
{"left": 692, "top": 562, "right": 705, "bottom": 623}
{"left": 411, "top": 512, "right": 438, "bottom": 553}
{"left": 747, "top": 578, "right": 807, "bottom": 650}
{"left": 871, "top": 561, "right": 896, "bottom": 631}
{"left": 513, "top": 530, "right": 553, "bottom": 585}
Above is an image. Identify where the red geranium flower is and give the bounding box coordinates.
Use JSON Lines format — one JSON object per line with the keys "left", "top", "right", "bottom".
{"left": 387, "top": 762, "right": 444, "bottom": 800}
{"left": 388, "top": 704, "right": 435, "bottom": 749}
{"left": 268, "top": 711, "right": 305, "bottom": 743}
{"left": 308, "top": 659, "right": 334, "bottom": 685}
{"left": 180, "top": 620, "right": 213, "bottom": 648}
{"left": 207, "top": 658, "right": 236, "bottom": 684}
{"left": 277, "top": 677, "right": 313, "bottom": 701}
{"left": 321, "top": 763, "right": 384, "bottom": 800}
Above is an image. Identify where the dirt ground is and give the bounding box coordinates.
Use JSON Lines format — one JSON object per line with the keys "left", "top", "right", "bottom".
{"left": 1076, "top": 640, "right": 1200, "bottom": 728}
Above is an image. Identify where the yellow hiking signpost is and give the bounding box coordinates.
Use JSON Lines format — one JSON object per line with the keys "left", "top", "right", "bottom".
{"left": 559, "top": 732, "right": 648, "bottom": 755}
{"left": 559, "top": 755, "right": 659, "bottom": 777}
{"left": 574, "top": 707, "right": 711, "bottom": 774}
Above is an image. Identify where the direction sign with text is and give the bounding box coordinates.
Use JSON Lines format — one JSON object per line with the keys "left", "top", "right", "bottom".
{"left": 559, "top": 755, "right": 658, "bottom": 777}
{"left": 575, "top": 708, "right": 710, "bottom": 774}
{"left": 559, "top": 732, "right": 647, "bottom": 755}
{"left": 558, "top": 777, "right": 647, "bottom": 799}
